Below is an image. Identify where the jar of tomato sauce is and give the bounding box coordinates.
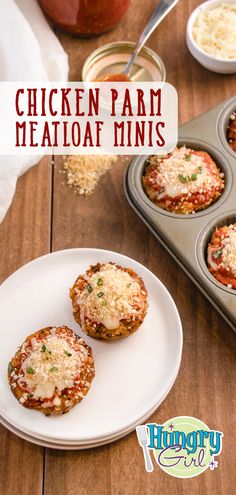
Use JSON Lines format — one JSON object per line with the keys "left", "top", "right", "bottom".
{"left": 39, "top": 0, "right": 131, "bottom": 36}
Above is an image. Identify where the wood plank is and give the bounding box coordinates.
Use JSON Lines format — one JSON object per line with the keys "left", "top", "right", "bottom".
{"left": 0, "top": 431, "right": 44, "bottom": 495}
{"left": 44, "top": 0, "right": 236, "bottom": 494}
{"left": 0, "top": 157, "right": 52, "bottom": 282}
{"left": 0, "top": 157, "right": 52, "bottom": 495}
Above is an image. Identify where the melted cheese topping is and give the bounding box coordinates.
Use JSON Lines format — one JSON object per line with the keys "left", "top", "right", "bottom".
{"left": 150, "top": 146, "right": 223, "bottom": 200}
{"left": 221, "top": 226, "right": 236, "bottom": 275}
{"left": 192, "top": 4, "right": 236, "bottom": 59}
{"left": 77, "top": 263, "right": 144, "bottom": 330}
{"left": 21, "top": 332, "right": 83, "bottom": 399}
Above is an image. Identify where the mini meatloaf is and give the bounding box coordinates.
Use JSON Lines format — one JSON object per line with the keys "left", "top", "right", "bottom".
{"left": 142, "top": 146, "right": 224, "bottom": 214}
{"left": 207, "top": 223, "right": 236, "bottom": 290}
{"left": 227, "top": 111, "right": 236, "bottom": 152}
{"left": 8, "top": 326, "right": 95, "bottom": 416}
{"left": 70, "top": 262, "right": 148, "bottom": 340}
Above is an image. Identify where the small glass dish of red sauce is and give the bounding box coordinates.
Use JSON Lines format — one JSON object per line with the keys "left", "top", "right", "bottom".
{"left": 82, "top": 42, "right": 166, "bottom": 82}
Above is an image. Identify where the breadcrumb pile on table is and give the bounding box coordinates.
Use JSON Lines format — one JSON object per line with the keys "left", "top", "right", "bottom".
{"left": 63, "top": 155, "right": 118, "bottom": 196}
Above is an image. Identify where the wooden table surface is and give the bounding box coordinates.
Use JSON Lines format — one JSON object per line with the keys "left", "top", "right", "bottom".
{"left": 0, "top": 1, "right": 236, "bottom": 493}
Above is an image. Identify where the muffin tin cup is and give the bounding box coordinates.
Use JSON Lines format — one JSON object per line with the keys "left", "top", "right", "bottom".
{"left": 124, "top": 96, "right": 236, "bottom": 332}
{"left": 197, "top": 210, "right": 236, "bottom": 296}
{"left": 135, "top": 138, "right": 232, "bottom": 219}
{"left": 217, "top": 98, "right": 236, "bottom": 160}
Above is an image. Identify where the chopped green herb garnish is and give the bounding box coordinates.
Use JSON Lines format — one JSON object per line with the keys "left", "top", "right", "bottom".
{"left": 41, "top": 344, "right": 51, "bottom": 354}
{"left": 98, "top": 291, "right": 104, "bottom": 298}
{"left": 87, "top": 285, "right": 93, "bottom": 293}
{"left": 213, "top": 249, "right": 222, "bottom": 259}
{"left": 184, "top": 154, "right": 191, "bottom": 161}
{"left": 64, "top": 350, "right": 72, "bottom": 357}
{"left": 178, "top": 173, "right": 188, "bottom": 183}
{"left": 49, "top": 367, "right": 58, "bottom": 372}
{"left": 26, "top": 367, "right": 35, "bottom": 374}
{"left": 198, "top": 166, "right": 202, "bottom": 173}
{"left": 8, "top": 362, "right": 13, "bottom": 374}
{"left": 101, "top": 300, "right": 107, "bottom": 306}
{"left": 97, "top": 278, "right": 103, "bottom": 286}
{"left": 127, "top": 283, "right": 131, "bottom": 288}
{"left": 179, "top": 172, "right": 198, "bottom": 183}
{"left": 27, "top": 393, "right": 33, "bottom": 399}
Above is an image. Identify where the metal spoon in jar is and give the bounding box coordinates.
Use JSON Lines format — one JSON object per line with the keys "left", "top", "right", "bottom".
{"left": 124, "top": 0, "right": 179, "bottom": 79}
{"left": 96, "top": 0, "right": 179, "bottom": 82}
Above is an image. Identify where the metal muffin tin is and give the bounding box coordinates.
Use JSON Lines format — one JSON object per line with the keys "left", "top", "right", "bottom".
{"left": 125, "top": 96, "right": 236, "bottom": 332}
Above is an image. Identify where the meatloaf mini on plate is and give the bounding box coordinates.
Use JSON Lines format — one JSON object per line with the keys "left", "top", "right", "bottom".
{"left": 70, "top": 262, "right": 148, "bottom": 340}
{"left": 142, "top": 146, "right": 224, "bottom": 214}
{"left": 207, "top": 223, "right": 236, "bottom": 290}
{"left": 8, "top": 325, "right": 95, "bottom": 416}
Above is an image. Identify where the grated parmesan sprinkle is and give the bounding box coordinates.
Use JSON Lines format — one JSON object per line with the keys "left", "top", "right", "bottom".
{"left": 192, "top": 3, "right": 236, "bottom": 60}
{"left": 21, "top": 332, "right": 85, "bottom": 399}
{"left": 77, "top": 263, "right": 144, "bottom": 330}
{"left": 150, "top": 146, "right": 224, "bottom": 199}
{"left": 63, "top": 155, "right": 118, "bottom": 195}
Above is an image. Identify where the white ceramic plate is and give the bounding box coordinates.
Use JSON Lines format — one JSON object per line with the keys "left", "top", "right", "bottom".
{"left": 0, "top": 415, "right": 131, "bottom": 450}
{"left": 1, "top": 390, "right": 167, "bottom": 450}
{"left": 0, "top": 370, "right": 179, "bottom": 448}
{"left": 0, "top": 249, "right": 182, "bottom": 444}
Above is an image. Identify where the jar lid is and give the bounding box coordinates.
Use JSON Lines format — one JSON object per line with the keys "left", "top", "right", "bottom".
{"left": 82, "top": 41, "right": 166, "bottom": 82}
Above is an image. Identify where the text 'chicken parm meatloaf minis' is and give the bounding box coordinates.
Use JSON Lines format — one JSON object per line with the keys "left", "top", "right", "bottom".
{"left": 207, "top": 223, "right": 236, "bottom": 290}
{"left": 142, "top": 146, "right": 224, "bottom": 214}
{"left": 8, "top": 326, "right": 95, "bottom": 416}
{"left": 70, "top": 262, "right": 148, "bottom": 340}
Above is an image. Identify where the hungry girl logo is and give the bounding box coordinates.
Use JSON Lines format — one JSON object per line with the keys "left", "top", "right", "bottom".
{"left": 136, "top": 416, "right": 223, "bottom": 478}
